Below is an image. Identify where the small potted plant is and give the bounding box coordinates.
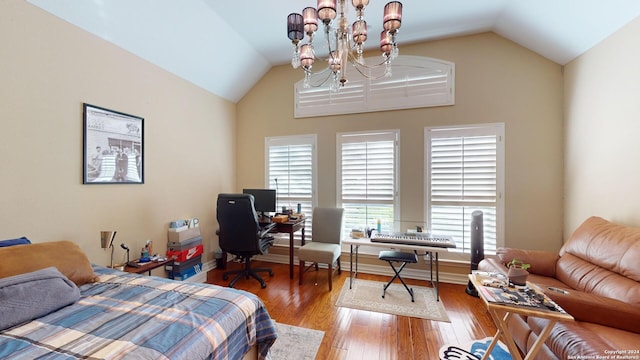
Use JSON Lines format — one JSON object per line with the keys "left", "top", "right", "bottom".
{"left": 507, "top": 258, "right": 531, "bottom": 286}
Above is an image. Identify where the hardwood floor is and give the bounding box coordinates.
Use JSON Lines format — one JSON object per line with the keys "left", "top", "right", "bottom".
{"left": 206, "top": 260, "right": 497, "bottom": 360}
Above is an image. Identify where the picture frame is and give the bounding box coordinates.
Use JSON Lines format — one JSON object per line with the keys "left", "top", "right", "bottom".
{"left": 83, "top": 103, "right": 144, "bottom": 184}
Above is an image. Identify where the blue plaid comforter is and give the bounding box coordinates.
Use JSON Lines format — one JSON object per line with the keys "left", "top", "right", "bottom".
{"left": 0, "top": 266, "right": 277, "bottom": 360}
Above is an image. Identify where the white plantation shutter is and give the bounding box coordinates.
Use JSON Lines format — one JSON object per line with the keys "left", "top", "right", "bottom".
{"left": 295, "top": 56, "right": 454, "bottom": 118}
{"left": 337, "top": 131, "right": 399, "bottom": 234}
{"left": 425, "top": 125, "right": 504, "bottom": 255}
{"left": 296, "top": 79, "right": 366, "bottom": 115}
{"left": 266, "top": 135, "right": 316, "bottom": 244}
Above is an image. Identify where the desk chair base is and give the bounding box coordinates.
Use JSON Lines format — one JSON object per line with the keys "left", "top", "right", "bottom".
{"left": 379, "top": 250, "right": 418, "bottom": 302}
{"left": 223, "top": 256, "right": 273, "bottom": 289}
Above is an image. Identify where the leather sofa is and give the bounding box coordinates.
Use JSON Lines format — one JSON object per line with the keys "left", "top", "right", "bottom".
{"left": 478, "top": 216, "right": 640, "bottom": 359}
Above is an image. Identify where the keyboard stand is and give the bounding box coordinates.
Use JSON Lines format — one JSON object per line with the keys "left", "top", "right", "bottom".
{"left": 344, "top": 237, "right": 449, "bottom": 301}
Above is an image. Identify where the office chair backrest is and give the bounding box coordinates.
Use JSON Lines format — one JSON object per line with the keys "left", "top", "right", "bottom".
{"left": 216, "top": 193, "right": 261, "bottom": 253}
{"left": 311, "top": 207, "right": 344, "bottom": 245}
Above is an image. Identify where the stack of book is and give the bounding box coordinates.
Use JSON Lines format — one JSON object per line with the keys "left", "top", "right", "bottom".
{"left": 165, "top": 222, "right": 203, "bottom": 280}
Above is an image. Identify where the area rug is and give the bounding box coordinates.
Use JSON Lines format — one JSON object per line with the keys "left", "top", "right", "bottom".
{"left": 439, "top": 337, "right": 512, "bottom": 360}
{"left": 269, "top": 322, "right": 324, "bottom": 360}
{"left": 335, "top": 278, "right": 450, "bottom": 322}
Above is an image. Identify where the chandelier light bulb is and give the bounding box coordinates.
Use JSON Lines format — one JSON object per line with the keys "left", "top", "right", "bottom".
{"left": 380, "top": 30, "right": 392, "bottom": 56}
{"left": 300, "top": 44, "right": 316, "bottom": 69}
{"left": 352, "top": 19, "right": 367, "bottom": 45}
{"left": 352, "top": 0, "right": 369, "bottom": 10}
{"left": 317, "top": 0, "right": 337, "bottom": 24}
{"left": 303, "top": 7, "right": 318, "bottom": 35}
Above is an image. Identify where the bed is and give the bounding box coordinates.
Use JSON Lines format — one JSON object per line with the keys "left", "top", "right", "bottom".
{"left": 0, "top": 240, "right": 278, "bottom": 360}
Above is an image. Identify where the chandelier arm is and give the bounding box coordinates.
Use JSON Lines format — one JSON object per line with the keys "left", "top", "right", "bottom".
{"left": 305, "top": 67, "right": 335, "bottom": 87}
{"left": 349, "top": 63, "right": 391, "bottom": 80}
{"left": 347, "top": 53, "right": 392, "bottom": 70}
{"left": 321, "top": 24, "right": 337, "bottom": 63}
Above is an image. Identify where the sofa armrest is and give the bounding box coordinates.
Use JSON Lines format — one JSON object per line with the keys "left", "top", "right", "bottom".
{"left": 478, "top": 255, "right": 509, "bottom": 275}
{"left": 544, "top": 287, "right": 640, "bottom": 334}
{"left": 496, "top": 248, "right": 559, "bottom": 277}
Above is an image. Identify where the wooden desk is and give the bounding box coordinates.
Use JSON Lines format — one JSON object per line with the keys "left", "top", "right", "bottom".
{"left": 265, "top": 218, "right": 306, "bottom": 279}
{"left": 124, "top": 258, "right": 173, "bottom": 276}
{"left": 468, "top": 273, "right": 574, "bottom": 360}
{"left": 343, "top": 237, "right": 450, "bottom": 300}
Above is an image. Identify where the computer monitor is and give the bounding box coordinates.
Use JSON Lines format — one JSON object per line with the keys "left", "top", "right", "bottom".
{"left": 242, "top": 188, "right": 276, "bottom": 214}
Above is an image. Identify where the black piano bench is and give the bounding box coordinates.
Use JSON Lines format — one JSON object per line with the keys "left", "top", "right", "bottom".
{"left": 378, "top": 250, "right": 418, "bottom": 302}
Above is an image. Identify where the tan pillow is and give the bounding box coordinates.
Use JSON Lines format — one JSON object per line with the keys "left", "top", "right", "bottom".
{"left": 0, "top": 240, "right": 98, "bottom": 286}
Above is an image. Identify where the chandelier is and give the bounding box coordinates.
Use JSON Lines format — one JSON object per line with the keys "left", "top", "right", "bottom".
{"left": 287, "top": 0, "right": 403, "bottom": 90}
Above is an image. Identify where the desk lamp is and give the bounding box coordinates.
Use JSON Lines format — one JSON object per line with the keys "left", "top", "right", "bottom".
{"left": 100, "top": 231, "right": 117, "bottom": 268}
{"left": 121, "top": 243, "right": 130, "bottom": 266}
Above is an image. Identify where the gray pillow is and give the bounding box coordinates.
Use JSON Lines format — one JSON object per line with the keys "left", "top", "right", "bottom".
{"left": 0, "top": 266, "right": 80, "bottom": 331}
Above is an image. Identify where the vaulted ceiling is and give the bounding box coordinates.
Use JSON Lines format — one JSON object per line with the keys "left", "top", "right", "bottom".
{"left": 27, "top": 0, "right": 640, "bottom": 102}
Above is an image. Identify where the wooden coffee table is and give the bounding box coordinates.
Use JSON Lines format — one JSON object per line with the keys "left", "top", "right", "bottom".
{"left": 469, "top": 273, "right": 574, "bottom": 360}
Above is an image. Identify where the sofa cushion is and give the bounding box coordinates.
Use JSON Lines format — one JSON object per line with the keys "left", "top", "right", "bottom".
{"left": 558, "top": 216, "right": 640, "bottom": 304}
{"left": 0, "top": 241, "right": 98, "bottom": 286}
{"left": 580, "top": 322, "right": 640, "bottom": 351}
{"left": 556, "top": 252, "right": 640, "bottom": 305}
{"left": 527, "top": 317, "right": 609, "bottom": 360}
{"left": 543, "top": 286, "right": 640, "bottom": 334}
{"left": 561, "top": 216, "right": 640, "bottom": 282}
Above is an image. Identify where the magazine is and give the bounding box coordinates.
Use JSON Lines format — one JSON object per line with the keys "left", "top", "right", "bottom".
{"left": 477, "top": 283, "right": 567, "bottom": 313}
{"left": 471, "top": 271, "right": 567, "bottom": 313}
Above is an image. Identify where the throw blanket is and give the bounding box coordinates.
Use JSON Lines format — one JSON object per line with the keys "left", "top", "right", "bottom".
{"left": 0, "top": 266, "right": 80, "bottom": 331}
{"left": 0, "top": 266, "right": 277, "bottom": 360}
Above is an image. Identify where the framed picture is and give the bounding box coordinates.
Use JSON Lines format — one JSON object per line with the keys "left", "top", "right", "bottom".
{"left": 83, "top": 103, "right": 144, "bottom": 184}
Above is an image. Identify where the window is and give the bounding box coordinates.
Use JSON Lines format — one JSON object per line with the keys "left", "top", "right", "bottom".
{"left": 424, "top": 124, "right": 504, "bottom": 257}
{"left": 265, "top": 135, "right": 316, "bottom": 245}
{"left": 337, "top": 131, "right": 399, "bottom": 235}
{"left": 295, "top": 56, "right": 455, "bottom": 118}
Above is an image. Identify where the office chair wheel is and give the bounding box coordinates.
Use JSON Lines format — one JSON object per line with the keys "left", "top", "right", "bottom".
{"left": 269, "top": 270, "right": 274, "bottom": 277}
{"left": 223, "top": 274, "right": 229, "bottom": 280}
{"left": 260, "top": 282, "right": 267, "bottom": 289}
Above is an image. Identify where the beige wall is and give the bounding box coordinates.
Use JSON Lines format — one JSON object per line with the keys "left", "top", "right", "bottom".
{"left": 564, "top": 16, "right": 640, "bottom": 233}
{"left": 0, "top": 1, "right": 236, "bottom": 266}
{"left": 237, "top": 32, "right": 565, "bottom": 253}
{"left": 0, "top": 1, "right": 571, "bottom": 273}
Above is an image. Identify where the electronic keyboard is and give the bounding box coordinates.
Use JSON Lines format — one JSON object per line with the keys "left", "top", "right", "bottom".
{"left": 370, "top": 231, "right": 456, "bottom": 248}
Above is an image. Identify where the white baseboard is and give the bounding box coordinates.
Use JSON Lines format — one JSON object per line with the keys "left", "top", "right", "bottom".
{"left": 203, "top": 253, "right": 469, "bottom": 285}
{"left": 255, "top": 253, "right": 469, "bottom": 285}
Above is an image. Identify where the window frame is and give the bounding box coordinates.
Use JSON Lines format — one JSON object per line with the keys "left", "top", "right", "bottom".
{"left": 336, "top": 130, "right": 400, "bottom": 237}
{"left": 424, "top": 123, "right": 505, "bottom": 261}
{"left": 265, "top": 134, "right": 317, "bottom": 246}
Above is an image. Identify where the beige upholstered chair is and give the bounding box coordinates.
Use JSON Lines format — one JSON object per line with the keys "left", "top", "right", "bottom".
{"left": 298, "top": 207, "right": 344, "bottom": 290}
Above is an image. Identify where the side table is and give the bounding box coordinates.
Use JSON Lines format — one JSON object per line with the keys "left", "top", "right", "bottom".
{"left": 124, "top": 258, "right": 173, "bottom": 276}
{"left": 468, "top": 273, "right": 574, "bottom": 360}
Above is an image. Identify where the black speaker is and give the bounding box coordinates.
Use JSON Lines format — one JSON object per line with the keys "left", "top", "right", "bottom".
{"left": 465, "top": 210, "right": 484, "bottom": 297}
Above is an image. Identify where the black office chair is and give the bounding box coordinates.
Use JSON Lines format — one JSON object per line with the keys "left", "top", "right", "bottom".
{"left": 216, "top": 193, "right": 276, "bottom": 288}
